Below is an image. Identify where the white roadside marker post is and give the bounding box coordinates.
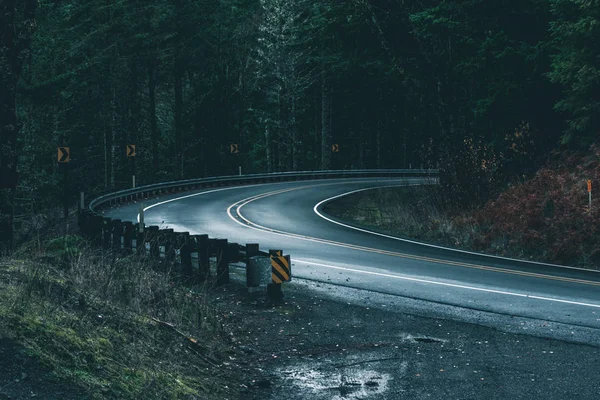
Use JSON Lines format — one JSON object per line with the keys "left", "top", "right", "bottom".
{"left": 588, "top": 180, "right": 592, "bottom": 213}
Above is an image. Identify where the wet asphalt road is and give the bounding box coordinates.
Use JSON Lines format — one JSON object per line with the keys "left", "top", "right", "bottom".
{"left": 104, "top": 178, "right": 600, "bottom": 341}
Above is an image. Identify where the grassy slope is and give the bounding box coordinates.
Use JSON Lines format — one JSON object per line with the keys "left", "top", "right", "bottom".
{"left": 324, "top": 146, "right": 600, "bottom": 269}
{"left": 0, "top": 236, "right": 246, "bottom": 400}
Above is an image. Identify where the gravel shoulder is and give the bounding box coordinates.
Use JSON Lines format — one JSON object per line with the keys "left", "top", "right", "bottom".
{"left": 219, "top": 269, "right": 600, "bottom": 400}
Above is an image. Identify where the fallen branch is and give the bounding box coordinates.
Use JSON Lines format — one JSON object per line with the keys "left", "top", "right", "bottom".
{"left": 150, "top": 316, "right": 221, "bottom": 368}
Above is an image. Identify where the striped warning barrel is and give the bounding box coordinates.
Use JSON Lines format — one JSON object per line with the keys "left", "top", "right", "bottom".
{"left": 270, "top": 254, "right": 291, "bottom": 283}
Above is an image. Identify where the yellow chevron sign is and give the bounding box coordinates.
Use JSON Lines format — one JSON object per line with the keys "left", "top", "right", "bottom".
{"left": 271, "top": 255, "right": 291, "bottom": 283}
{"left": 57, "top": 147, "right": 70, "bottom": 163}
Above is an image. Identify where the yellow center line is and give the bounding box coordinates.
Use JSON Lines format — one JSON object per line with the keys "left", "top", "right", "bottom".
{"left": 230, "top": 185, "right": 600, "bottom": 288}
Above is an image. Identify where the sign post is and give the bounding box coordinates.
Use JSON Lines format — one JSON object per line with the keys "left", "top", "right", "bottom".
{"left": 127, "top": 145, "right": 136, "bottom": 188}
{"left": 57, "top": 147, "right": 70, "bottom": 220}
{"left": 230, "top": 144, "right": 240, "bottom": 175}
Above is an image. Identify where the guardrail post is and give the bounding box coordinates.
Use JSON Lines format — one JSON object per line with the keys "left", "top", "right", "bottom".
{"left": 147, "top": 226, "right": 160, "bottom": 259}
{"left": 91, "top": 215, "right": 103, "bottom": 247}
{"left": 78, "top": 210, "right": 89, "bottom": 238}
{"left": 245, "top": 243, "right": 260, "bottom": 264}
{"left": 102, "top": 218, "right": 112, "bottom": 250}
{"left": 122, "top": 221, "right": 133, "bottom": 252}
{"left": 161, "top": 229, "right": 175, "bottom": 269}
{"left": 215, "top": 239, "right": 229, "bottom": 285}
{"left": 111, "top": 219, "right": 123, "bottom": 250}
{"left": 228, "top": 242, "right": 241, "bottom": 263}
{"left": 134, "top": 223, "right": 144, "bottom": 255}
{"left": 178, "top": 232, "right": 192, "bottom": 280}
{"left": 196, "top": 234, "right": 210, "bottom": 281}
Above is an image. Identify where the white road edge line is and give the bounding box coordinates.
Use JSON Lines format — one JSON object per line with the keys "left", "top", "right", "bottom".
{"left": 135, "top": 179, "right": 600, "bottom": 309}
{"left": 137, "top": 178, "right": 405, "bottom": 222}
{"left": 313, "top": 187, "right": 600, "bottom": 273}
{"left": 295, "top": 259, "right": 600, "bottom": 309}
{"left": 226, "top": 184, "right": 600, "bottom": 309}
{"left": 137, "top": 183, "right": 276, "bottom": 222}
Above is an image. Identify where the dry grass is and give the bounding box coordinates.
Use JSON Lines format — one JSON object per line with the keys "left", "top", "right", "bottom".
{"left": 324, "top": 185, "right": 474, "bottom": 248}
{"left": 0, "top": 236, "right": 244, "bottom": 399}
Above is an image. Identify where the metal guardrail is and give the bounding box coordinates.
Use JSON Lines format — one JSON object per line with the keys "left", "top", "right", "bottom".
{"left": 79, "top": 169, "right": 439, "bottom": 298}
{"left": 88, "top": 169, "right": 439, "bottom": 212}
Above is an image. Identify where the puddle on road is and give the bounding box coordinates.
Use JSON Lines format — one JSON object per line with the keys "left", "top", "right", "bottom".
{"left": 278, "top": 364, "right": 399, "bottom": 399}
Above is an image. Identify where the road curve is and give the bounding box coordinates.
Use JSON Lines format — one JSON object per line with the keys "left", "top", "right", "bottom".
{"left": 105, "top": 177, "right": 600, "bottom": 330}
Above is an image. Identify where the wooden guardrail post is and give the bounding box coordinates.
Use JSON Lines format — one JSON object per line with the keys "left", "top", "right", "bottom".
{"left": 102, "top": 218, "right": 112, "bottom": 250}
{"left": 228, "top": 242, "right": 241, "bottom": 263}
{"left": 246, "top": 243, "right": 260, "bottom": 264}
{"left": 111, "top": 219, "right": 123, "bottom": 250}
{"left": 147, "top": 226, "right": 160, "bottom": 259}
{"left": 215, "top": 238, "right": 229, "bottom": 285}
{"left": 134, "top": 223, "right": 144, "bottom": 255}
{"left": 91, "top": 215, "right": 103, "bottom": 247}
{"left": 178, "top": 232, "right": 192, "bottom": 280}
{"left": 78, "top": 209, "right": 87, "bottom": 237}
{"left": 245, "top": 243, "right": 260, "bottom": 288}
{"left": 161, "top": 229, "right": 175, "bottom": 270}
{"left": 197, "top": 234, "right": 210, "bottom": 281}
{"left": 122, "top": 221, "right": 133, "bottom": 252}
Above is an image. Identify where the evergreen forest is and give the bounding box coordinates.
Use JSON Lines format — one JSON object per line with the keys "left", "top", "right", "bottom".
{"left": 1, "top": 0, "right": 599, "bottom": 251}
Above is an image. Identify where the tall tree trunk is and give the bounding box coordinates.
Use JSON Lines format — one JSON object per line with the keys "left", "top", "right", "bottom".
{"left": 148, "top": 60, "right": 159, "bottom": 172}
{"left": 174, "top": 57, "right": 183, "bottom": 178}
{"left": 358, "top": 129, "right": 365, "bottom": 169}
{"left": 103, "top": 120, "right": 108, "bottom": 189}
{"left": 127, "top": 59, "right": 139, "bottom": 144}
{"left": 290, "top": 90, "right": 298, "bottom": 171}
{"left": 376, "top": 89, "right": 383, "bottom": 169}
{"left": 313, "top": 86, "right": 320, "bottom": 170}
{"left": 265, "top": 125, "right": 272, "bottom": 173}
{"left": 110, "top": 84, "right": 117, "bottom": 188}
{"left": 193, "top": 104, "right": 207, "bottom": 177}
{"left": 127, "top": 58, "right": 139, "bottom": 180}
{"left": 320, "top": 72, "right": 331, "bottom": 170}
{"left": 0, "top": 0, "right": 37, "bottom": 252}
{"left": 277, "top": 82, "right": 284, "bottom": 172}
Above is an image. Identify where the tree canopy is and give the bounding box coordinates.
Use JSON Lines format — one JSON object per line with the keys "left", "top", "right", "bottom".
{"left": 1, "top": 0, "right": 598, "bottom": 249}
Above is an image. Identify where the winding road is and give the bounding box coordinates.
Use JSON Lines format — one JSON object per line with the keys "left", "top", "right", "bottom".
{"left": 105, "top": 177, "right": 600, "bottom": 331}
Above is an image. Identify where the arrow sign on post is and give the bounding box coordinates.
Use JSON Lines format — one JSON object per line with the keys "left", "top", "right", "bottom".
{"left": 57, "top": 147, "right": 70, "bottom": 163}
{"left": 126, "top": 144, "right": 136, "bottom": 157}
{"left": 230, "top": 144, "right": 239, "bottom": 154}
{"left": 331, "top": 144, "right": 339, "bottom": 153}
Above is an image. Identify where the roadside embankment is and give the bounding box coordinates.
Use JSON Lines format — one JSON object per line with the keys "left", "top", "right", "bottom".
{"left": 323, "top": 147, "right": 600, "bottom": 269}
{"left": 2, "top": 234, "right": 600, "bottom": 399}
{"left": 0, "top": 236, "right": 248, "bottom": 400}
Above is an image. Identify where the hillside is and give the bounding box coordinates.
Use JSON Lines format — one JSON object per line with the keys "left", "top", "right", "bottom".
{"left": 325, "top": 145, "right": 600, "bottom": 269}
